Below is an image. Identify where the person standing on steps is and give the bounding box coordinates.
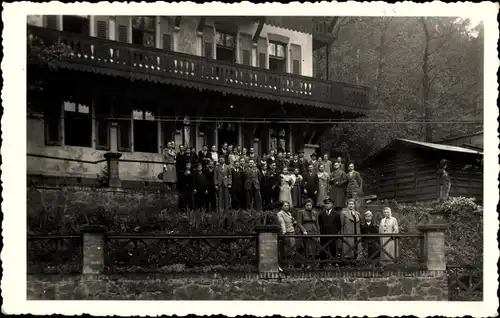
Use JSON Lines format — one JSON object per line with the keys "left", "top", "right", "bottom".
{"left": 193, "top": 163, "right": 208, "bottom": 210}
{"left": 318, "top": 198, "right": 341, "bottom": 268}
{"left": 303, "top": 164, "right": 319, "bottom": 204}
{"left": 214, "top": 156, "right": 232, "bottom": 213}
{"left": 329, "top": 161, "right": 348, "bottom": 212}
{"left": 230, "top": 160, "right": 245, "bottom": 210}
{"left": 244, "top": 159, "right": 263, "bottom": 211}
{"left": 204, "top": 161, "right": 216, "bottom": 213}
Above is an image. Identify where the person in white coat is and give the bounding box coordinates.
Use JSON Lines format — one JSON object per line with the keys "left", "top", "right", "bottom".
{"left": 379, "top": 207, "right": 399, "bottom": 262}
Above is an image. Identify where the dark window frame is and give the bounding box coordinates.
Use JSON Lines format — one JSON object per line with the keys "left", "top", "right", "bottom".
{"left": 132, "top": 108, "right": 159, "bottom": 154}
{"left": 132, "top": 16, "right": 156, "bottom": 47}
{"left": 63, "top": 101, "right": 93, "bottom": 148}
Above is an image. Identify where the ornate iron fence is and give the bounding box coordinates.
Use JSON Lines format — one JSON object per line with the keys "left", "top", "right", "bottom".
{"left": 104, "top": 234, "right": 258, "bottom": 272}
{"left": 447, "top": 265, "right": 483, "bottom": 301}
{"left": 277, "top": 233, "right": 424, "bottom": 271}
{"left": 27, "top": 235, "right": 83, "bottom": 274}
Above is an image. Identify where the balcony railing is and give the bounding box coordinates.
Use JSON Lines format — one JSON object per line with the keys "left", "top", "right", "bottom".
{"left": 28, "top": 25, "right": 370, "bottom": 113}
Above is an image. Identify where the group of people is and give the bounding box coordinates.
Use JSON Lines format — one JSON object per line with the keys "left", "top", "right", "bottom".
{"left": 277, "top": 199, "right": 400, "bottom": 269}
{"left": 161, "top": 141, "right": 364, "bottom": 213}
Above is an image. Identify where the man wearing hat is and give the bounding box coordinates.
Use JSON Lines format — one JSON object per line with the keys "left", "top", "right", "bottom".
{"left": 318, "top": 197, "right": 341, "bottom": 267}
{"left": 297, "top": 150, "right": 307, "bottom": 175}
{"left": 310, "top": 153, "right": 320, "bottom": 173}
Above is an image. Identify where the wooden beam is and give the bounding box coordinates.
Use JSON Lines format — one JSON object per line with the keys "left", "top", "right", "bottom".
{"left": 197, "top": 17, "right": 206, "bottom": 32}
{"left": 252, "top": 17, "right": 266, "bottom": 43}
{"left": 174, "top": 16, "right": 182, "bottom": 28}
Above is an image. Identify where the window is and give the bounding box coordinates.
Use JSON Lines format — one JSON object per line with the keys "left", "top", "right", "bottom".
{"left": 291, "top": 44, "right": 302, "bottom": 75}
{"left": 160, "top": 17, "right": 173, "bottom": 51}
{"left": 132, "top": 16, "right": 156, "bottom": 47}
{"left": 96, "top": 20, "right": 108, "bottom": 39}
{"left": 203, "top": 27, "right": 214, "bottom": 58}
{"left": 45, "top": 15, "right": 58, "bottom": 30}
{"left": 270, "top": 126, "right": 288, "bottom": 152}
{"left": 44, "top": 103, "right": 61, "bottom": 145}
{"left": 133, "top": 108, "right": 158, "bottom": 153}
{"left": 95, "top": 99, "right": 111, "bottom": 150}
{"left": 268, "top": 41, "right": 287, "bottom": 73}
{"left": 63, "top": 101, "right": 92, "bottom": 147}
{"left": 215, "top": 31, "right": 235, "bottom": 62}
{"left": 115, "top": 104, "right": 132, "bottom": 152}
{"left": 62, "top": 15, "right": 89, "bottom": 35}
{"left": 118, "top": 24, "right": 128, "bottom": 43}
{"left": 239, "top": 34, "right": 252, "bottom": 66}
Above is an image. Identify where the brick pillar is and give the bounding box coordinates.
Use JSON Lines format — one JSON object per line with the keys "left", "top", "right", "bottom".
{"left": 104, "top": 152, "right": 122, "bottom": 188}
{"left": 418, "top": 210, "right": 447, "bottom": 271}
{"left": 79, "top": 225, "right": 107, "bottom": 274}
{"left": 255, "top": 225, "right": 280, "bottom": 278}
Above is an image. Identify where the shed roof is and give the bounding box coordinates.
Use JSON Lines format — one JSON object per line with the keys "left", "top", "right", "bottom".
{"left": 397, "top": 138, "right": 483, "bottom": 155}
{"left": 360, "top": 138, "right": 483, "bottom": 167}
{"left": 438, "top": 131, "right": 483, "bottom": 142}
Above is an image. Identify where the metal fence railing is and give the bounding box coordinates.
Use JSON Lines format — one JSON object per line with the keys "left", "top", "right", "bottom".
{"left": 277, "top": 233, "right": 424, "bottom": 271}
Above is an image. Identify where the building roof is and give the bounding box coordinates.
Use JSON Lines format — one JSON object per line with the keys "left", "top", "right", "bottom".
{"left": 397, "top": 138, "right": 483, "bottom": 155}
{"left": 360, "top": 138, "right": 482, "bottom": 168}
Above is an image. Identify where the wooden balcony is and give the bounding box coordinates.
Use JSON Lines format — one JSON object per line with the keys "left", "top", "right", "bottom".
{"left": 28, "top": 25, "right": 370, "bottom": 113}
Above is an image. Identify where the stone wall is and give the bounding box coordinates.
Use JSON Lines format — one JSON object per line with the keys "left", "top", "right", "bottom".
{"left": 27, "top": 271, "right": 448, "bottom": 300}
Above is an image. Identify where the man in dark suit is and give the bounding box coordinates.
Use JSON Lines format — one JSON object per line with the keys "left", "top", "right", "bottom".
{"left": 193, "top": 163, "right": 208, "bottom": 210}
{"left": 302, "top": 164, "right": 319, "bottom": 204}
{"left": 297, "top": 150, "right": 308, "bottom": 175}
{"left": 231, "top": 161, "right": 245, "bottom": 210}
{"left": 178, "top": 161, "right": 195, "bottom": 211}
{"left": 244, "top": 159, "right": 262, "bottom": 210}
{"left": 198, "top": 145, "right": 211, "bottom": 168}
{"left": 204, "top": 161, "right": 216, "bottom": 212}
{"left": 214, "top": 156, "right": 232, "bottom": 213}
{"left": 318, "top": 198, "right": 341, "bottom": 268}
{"left": 268, "top": 162, "right": 280, "bottom": 205}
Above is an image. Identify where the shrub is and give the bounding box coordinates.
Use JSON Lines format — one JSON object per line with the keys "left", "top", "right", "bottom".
{"left": 437, "top": 197, "right": 483, "bottom": 266}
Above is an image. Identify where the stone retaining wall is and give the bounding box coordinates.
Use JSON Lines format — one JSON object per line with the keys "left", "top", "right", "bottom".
{"left": 27, "top": 271, "right": 448, "bottom": 301}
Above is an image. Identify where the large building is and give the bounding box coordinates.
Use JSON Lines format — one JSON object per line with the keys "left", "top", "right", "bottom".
{"left": 27, "top": 15, "right": 370, "bottom": 184}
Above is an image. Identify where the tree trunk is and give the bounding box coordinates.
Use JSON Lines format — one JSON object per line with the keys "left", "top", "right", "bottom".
{"left": 419, "top": 18, "right": 433, "bottom": 142}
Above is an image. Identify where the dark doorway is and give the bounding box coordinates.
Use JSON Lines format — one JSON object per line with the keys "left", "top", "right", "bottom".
{"left": 218, "top": 122, "right": 239, "bottom": 147}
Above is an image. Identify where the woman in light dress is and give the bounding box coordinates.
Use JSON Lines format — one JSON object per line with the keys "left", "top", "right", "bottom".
{"left": 162, "top": 141, "right": 177, "bottom": 185}
{"left": 277, "top": 201, "right": 296, "bottom": 270}
{"left": 379, "top": 207, "right": 399, "bottom": 262}
{"left": 316, "top": 164, "right": 330, "bottom": 207}
{"left": 279, "top": 166, "right": 296, "bottom": 206}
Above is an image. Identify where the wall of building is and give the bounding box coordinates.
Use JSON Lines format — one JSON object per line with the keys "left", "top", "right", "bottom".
{"left": 27, "top": 117, "right": 163, "bottom": 182}
{"left": 27, "top": 271, "right": 448, "bottom": 300}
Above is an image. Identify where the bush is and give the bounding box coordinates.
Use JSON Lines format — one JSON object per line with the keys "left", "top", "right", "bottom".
{"left": 437, "top": 197, "right": 483, "bottom": 266}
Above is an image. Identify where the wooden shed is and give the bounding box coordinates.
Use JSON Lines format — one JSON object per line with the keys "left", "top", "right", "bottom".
{"left": 360, "top": 138, "right": 483, "bottom": 204}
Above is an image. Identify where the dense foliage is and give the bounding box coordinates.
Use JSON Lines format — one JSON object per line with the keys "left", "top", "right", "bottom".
{"left": 314, "top": 17, "right": 483, "bottom": 162}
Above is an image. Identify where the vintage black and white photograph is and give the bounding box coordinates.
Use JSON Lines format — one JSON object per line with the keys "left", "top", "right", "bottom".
{"left": 1, "top": 1, "right": 498, "bottom": 316}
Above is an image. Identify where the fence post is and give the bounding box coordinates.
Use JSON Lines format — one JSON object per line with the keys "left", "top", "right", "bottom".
{"left": 255, "top": 225, "right": 281, "bottom": 278}
{"left": 418, "top": 210, "right": 447, "bottom": 271}
{"left": 104, "top": 152, "right": 122, "bottom": 188}
{"left": 79, "top": 225, "right": 107, "bottom": 274}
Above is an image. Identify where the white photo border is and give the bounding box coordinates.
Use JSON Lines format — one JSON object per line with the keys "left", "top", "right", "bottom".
{"left": 1, "top": 1, "right": 498, "bottom": 316}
